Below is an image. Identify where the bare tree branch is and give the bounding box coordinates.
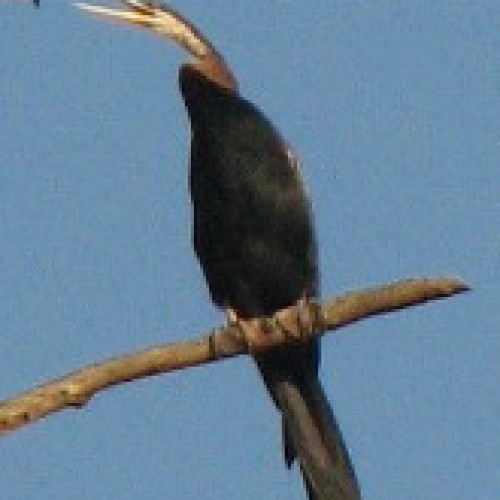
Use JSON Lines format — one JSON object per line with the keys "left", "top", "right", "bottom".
{"left": 0, "top": 277, "right": 469, "bottom": 433}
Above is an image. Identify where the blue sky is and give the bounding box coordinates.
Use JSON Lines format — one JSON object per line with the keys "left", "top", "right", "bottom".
{"left": 1, "top": 1, "right": 498, "bottom": 499}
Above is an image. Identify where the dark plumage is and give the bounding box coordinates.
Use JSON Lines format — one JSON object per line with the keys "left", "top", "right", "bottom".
{"left": 181, "top": 66, "right": 360, "bottom": 499}
{"left": 181, "top": 66, "right": 316, "bottom": 318}
{"left": 77, "top": 2, "right": 361, "bottom": 498}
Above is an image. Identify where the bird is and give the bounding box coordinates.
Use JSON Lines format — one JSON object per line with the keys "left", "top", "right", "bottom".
{"left": 76, "top": 2, "right": 361, "bottom": 499}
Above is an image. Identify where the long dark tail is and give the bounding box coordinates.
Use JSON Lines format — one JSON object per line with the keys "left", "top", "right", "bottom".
{"left": 255, "top": 342, "right": 361, "bottom": 500}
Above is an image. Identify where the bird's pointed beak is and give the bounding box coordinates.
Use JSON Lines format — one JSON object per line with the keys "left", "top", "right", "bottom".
{"left": 74, "top": 1, "right": 209, "bottom": 59}
{"left": 74, "top": 1, "right": 153, "bottom": 29}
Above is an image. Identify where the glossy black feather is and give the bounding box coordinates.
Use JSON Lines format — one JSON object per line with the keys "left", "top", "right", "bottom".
{"left": 180, "top": 65, "right": 360, "bottom": 499}
{"left": 181, "top": 66, "right": 317, "bottom": 318}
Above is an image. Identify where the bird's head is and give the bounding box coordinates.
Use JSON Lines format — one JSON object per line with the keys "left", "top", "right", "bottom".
{"left": 75, "top": 0, "right": 238, "bottom": 92}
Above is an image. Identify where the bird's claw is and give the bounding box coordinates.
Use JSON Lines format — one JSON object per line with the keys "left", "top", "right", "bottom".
{"left": 274, "top": 297, "right": 325, "bottom": 342}
{"left": 225, "top": 298, "right": 324, "bottom": 354}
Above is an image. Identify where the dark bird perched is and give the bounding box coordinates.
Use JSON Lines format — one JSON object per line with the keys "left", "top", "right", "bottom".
{"left": 76, "top": 2, "right": 361, "bottom": 498}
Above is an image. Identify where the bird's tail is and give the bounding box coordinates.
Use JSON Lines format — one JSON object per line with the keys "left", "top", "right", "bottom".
{"left": 255, "top": 343, "right": 361, "bottom": 500}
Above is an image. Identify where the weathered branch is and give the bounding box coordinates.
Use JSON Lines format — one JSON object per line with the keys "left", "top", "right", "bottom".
{"left": 0, "top": 277, "right": 468, "bottom": 433}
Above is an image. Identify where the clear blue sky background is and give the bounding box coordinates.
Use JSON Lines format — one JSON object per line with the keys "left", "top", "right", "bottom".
{"left": 1, "top": 1, "right": 498, "bottom": 499}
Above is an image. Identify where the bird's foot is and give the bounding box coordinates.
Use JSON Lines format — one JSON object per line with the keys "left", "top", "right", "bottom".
{"left": 225, "top": 298, "right": 325, "bottom": 354}
{"left": 226, "top": 309, "right": 272, "bottom": 354}
{"left": 298, "top": 296, "right": 326, "bottom": 336}
{"left": 274, "top": 296, "right": 325, "bottom": 342}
